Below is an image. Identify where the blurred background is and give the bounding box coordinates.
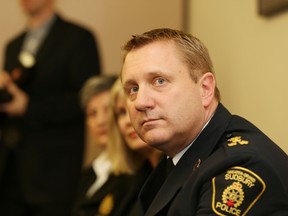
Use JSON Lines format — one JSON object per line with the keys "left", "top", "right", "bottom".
{"left": 1, "top": 0, "right": 287, "bottom": 153}
{"left": 0, "top": 0, "right": 184, "bottom": 74}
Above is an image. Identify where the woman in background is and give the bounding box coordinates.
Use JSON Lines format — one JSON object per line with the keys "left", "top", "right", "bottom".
{"left": 73, "top": 76, "right": 162, "bottom": 216}
{"left": 72, "top": 75, "right": 133, "bottom": 216}
{"left": 107, "top": 78, "right": 163, "bottom": 216}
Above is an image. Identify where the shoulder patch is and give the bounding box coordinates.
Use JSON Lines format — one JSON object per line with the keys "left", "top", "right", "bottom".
{"left": 212, "top": 166, "right": 266, "bottom": 216}
{"left": 227, "top": 136, "right": 249, "bottom": 147}
{"left": 98, "top": 193, "right": 114, "bottom": 215}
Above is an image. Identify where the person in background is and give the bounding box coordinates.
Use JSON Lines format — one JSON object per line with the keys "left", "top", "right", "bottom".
{"left": 73, "top": 76, "right": 162, "bottom": 216}
{"left": 72, "top": 75, "right": 130, "bottom": 216}
{"left": 121, "top": 28, "right": 288, "bottom": 215}
{"left": 79, "top": 76, "right": 117, "bottom": 170}
{"left": 107, "top": 78, "right": 163, "bottom": 216}
{"left": 0, "top": 0, "right": 101, "bottom": 215}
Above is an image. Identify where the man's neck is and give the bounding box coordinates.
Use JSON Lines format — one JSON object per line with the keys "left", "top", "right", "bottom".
{"left": 27, "top": 7, "right": 55, "bottom": 29}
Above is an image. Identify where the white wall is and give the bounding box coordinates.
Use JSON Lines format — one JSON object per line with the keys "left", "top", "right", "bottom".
{"left": 189, "top": 0, "right": 288, "bottom": 153}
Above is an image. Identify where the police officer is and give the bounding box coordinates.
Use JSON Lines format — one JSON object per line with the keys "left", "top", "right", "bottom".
{"left": 120, "top": 28, "right": 288, "bottom": 215}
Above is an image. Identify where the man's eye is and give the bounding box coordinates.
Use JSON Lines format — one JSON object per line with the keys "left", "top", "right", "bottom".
{"left": 155, "top": 78, "right": 166, "bottom": 85}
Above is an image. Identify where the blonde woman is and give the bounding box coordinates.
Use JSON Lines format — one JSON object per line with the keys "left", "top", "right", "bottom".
{"left": 107, "top": 78, "right": 163, "bottom": 216}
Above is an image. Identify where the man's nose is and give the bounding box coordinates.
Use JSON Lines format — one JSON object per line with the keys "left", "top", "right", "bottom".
{"left": 134, "top": 87, "right": 154, "bottom": 111}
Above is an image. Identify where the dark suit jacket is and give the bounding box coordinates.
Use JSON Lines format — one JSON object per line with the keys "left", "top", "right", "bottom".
{"left": 0, "top": 14, "right": 101, "bottom": 206}
{"left": 138, "top": 103, "right": 288, "bottom": 216}
{"left": 72, "top": 168, "right": 137, "bottom": 216}
{"left": 114, "top": 161, "right": 153, "bottom": 216}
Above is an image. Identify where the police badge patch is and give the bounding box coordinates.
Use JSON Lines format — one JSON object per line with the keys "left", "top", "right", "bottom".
{"left": 212, "top": 166, "right": 266, "bottom": 216}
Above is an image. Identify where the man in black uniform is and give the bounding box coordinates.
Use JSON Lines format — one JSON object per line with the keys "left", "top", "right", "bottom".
{"left": 121, "top": 28, "right": 288, "bottom": 215}
{"left": 0, "top": 0, "right": 101, "bottom": 215}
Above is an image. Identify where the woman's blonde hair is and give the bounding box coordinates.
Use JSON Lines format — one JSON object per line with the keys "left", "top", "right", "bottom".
{"left": 107, "top": 78, "right": 144, "bottom": 175}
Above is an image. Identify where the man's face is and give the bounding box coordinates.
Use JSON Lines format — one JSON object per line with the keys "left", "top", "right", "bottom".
{"left": 20, "top": 0, "right": 53, "bottom": 16}
{"left": 122, "top": 41, "right": 207, "bottom": 157}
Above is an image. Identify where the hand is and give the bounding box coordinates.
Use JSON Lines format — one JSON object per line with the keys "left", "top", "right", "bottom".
{"left": 0, "top": 77, "right": 29, "bottom": 117}
{"left": 0, "top": 71, "right": 12, "bottom": 89}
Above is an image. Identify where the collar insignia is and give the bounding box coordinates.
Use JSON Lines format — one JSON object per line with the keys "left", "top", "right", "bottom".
{"left": 227, "top": 136, "right": 249, "bottom": 147}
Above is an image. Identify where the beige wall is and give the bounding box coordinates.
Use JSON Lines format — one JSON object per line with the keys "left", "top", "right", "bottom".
{"left": 1, "top": 1, "right": 287, "bottom": 153}
{"left": 189, "top": 0, "right": 288, "bottom": 153}
{"left": 0, "top": 1, "right": 183, "bottom": 167}
{"left": 0, "top": 1, "right": 183, "bottom": 74}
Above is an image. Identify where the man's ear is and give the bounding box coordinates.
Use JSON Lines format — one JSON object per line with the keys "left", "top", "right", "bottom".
{"left": 199, "top": 72, "right": 215, "bottom": 108}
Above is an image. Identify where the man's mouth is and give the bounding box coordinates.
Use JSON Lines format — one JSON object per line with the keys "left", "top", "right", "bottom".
{"left": 141, "top": 118, "right": 160, "bottom": 128}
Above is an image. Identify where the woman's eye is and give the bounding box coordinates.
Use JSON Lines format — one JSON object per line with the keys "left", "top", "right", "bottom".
{"left": 86, "top": 110, "right": 96, "bottom": 117}
{"left": 130, "top": 86, "right": 138, "bottom": 93}
{"left": 116, "top": 109, "right": 126, "bottom": 117}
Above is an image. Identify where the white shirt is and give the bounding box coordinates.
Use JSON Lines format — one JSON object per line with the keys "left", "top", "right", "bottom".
{"left": 22, "top": 15, "right": 56, "bottom": 55}
{"left": 86, "top": 152, "right": 112, "bottom": 198}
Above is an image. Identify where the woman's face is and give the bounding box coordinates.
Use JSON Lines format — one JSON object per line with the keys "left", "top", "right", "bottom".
{"left": 115, "top": 94, "right": 148, "bottom": 151}
{"left": 86, "top": 91, "right": 110, "bottom": 148}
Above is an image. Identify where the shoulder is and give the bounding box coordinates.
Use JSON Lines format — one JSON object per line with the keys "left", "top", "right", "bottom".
{"left": 213, "top": 116, "right": 288, "bottom": 183}
{"left": 53, "top": 14, "right": 95, "bottom": 38}
{"left": 217, "top": 112, "right": 285, "bottom": 158}
{"left": 200, "top": 105, "right": 288, "bottom": 186}
{"left": 4, "top": 31, "right": 26, "bottom": 51}
{"left": 203, "top": 131, "right": 288, "bottom": 214}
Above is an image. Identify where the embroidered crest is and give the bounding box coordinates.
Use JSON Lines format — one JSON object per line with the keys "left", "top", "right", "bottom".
{"left": 227, "top": 136, "right": 249, "bottom": 147}
{"left": 98, "top": 193, "right": 114, "bottom": 215}
{"left": 222, "top": 182, "right": 244, "bottom": 208}
{"left": 212, "top": 167, "right": 266, "bottom": 216}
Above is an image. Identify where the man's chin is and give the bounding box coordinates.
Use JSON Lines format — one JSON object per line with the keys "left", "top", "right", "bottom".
{"left": 143, "top": 135, "right": 168, "bottom": 149}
